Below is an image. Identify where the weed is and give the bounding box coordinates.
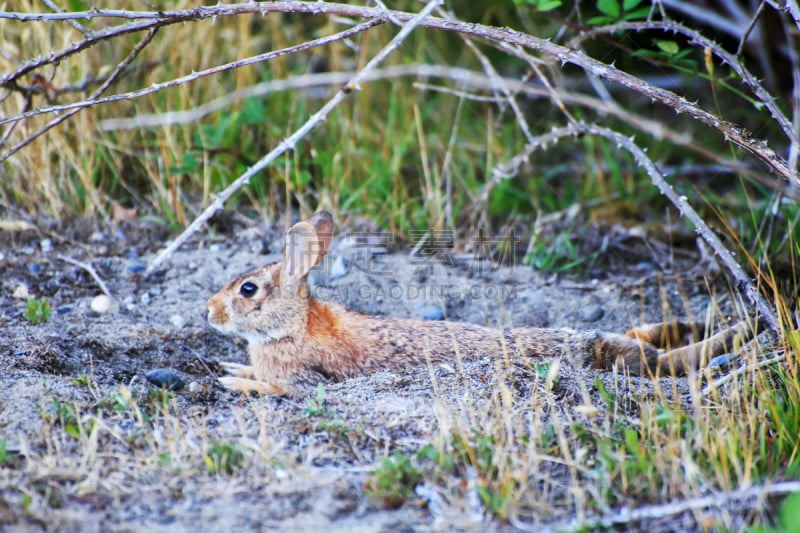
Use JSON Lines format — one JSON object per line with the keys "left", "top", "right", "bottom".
{"left": 204, "top": 440, "right": 245, "bottom": 475}
{"left": 38, "top": 397, "right": 92, "bottom": 440}
{"left": 366, "top": 451, "right": 424, "bottom": 509}
{"left": 303, "top": 383, "right": 346, "bottom": 435}
{"left": 0, "top": 438, "right": 12, "bottom": 465}
{"left": 23, "top": 298, "right": 51, "bottom": 325}
{"left": 526, "top": 231, "right": 600, "bottom": 274}
{"left": 450, "top": 430, "right": 511, "bottom": 519}
{"left": 71, "top": 374, "right": 93, "bottom": 388}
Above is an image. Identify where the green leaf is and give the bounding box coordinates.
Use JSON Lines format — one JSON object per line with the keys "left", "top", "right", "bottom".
{"left": 623, "top": 6, "right": 651, "bottom": 20}
{"left": 64, "top": 424, "right": 80, "bottom": 439}
{"left": 622, "top": 0, "right": 642, "bottom": 9}
{"left": 624, "top": 427, "right": 639, "bottom": 453}
{"left": 781, "top": 492, "right": 800, "bottom": 533}
{"left": 631, "top": 49, "right": 664, "bottom": 59}
{"left": 536, "top": 0, "right": 562, "bottom": 11}
{"left": 240, "top": 97, "right": 266, "bottom": 125}
{"left": 597, "top": 0, "right": 621, "bottom": 19}
{"left": 67, "top": 0, "right": 87, "bottom": 11}
{"left": 587, "top": 15, "right": 614, "bottom": 25}
{"left": 655, "top": 40, "right": 680, "bottom": 55}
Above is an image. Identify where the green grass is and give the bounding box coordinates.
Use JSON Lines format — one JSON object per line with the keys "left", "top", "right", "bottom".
{"left": 23, "top": 298, "right": 51, "bottom": 325}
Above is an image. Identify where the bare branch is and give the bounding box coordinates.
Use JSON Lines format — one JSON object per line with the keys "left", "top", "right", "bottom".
{"left": 568, "top": 19, "right": 798, "bottom": 151}
{"left": 0, "top": 28, "right": 158, "bottom": 165}
{"left": 41, "top": 0, "right": 92, "bottom": 36}
{"left": 0, "top": 20, "right": 381, "bottom": 161}
{"left": 703, "top": 352, "right": 786, "bottom": 396}
{"left": 0, "top": 2, "right": 794, "bottom": 185}
{"left": 539, "top": 480, "right": 800, "bottom": 531}
{"left": 486, "top": 121, "right": 780, "bottom": 332}
{"left": 57, "top": 254, "right": 113, "bottom": 299}
{"left": 145, "top": 0, "right": 444, "bottom": 274}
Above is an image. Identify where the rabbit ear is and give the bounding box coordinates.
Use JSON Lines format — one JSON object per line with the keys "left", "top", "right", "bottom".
{"left": 282, "top": 220, "right": 323, "bottom": 290}
{"left": 308, "top": 210, "right": 333, "bottom": 261}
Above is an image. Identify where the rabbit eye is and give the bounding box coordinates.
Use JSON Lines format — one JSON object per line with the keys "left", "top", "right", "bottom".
{"left": 239, "top": 281, "right": 258, "bottom": 298}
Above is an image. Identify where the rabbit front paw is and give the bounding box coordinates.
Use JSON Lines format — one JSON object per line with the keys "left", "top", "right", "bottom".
{"left": 220, "top": 361, "right": 254, "bottom": 378}
{"left": 218, "top": 376, "right": 286, "bottom": 396}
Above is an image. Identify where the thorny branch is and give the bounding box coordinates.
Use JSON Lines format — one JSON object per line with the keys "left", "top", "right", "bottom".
{"left": 0, "top": 2, "right": 793, "bottom": 325}
{"left": 0, "top": 20, "right": 382, "bottom": 163}
{"left": 1, "top": 27, "right": 158, "bottom": 164}
{"left": 489, "top": 121, "right": 780, "bottom": 332}
{"left": 145, "top": 0, "right": 444, "bottom": 273}
{"left": 568, "top": 19, "right": 800, "bottom": 150}
{"left": 0, "top": 1, "right": 796, "bottom": 186}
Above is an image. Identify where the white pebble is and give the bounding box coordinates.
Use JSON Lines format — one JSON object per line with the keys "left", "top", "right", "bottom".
{"left": 13, "top": 284, "right": 31, "bottom": 299}
{"left": 170, "top": 314, "right": 187, "bottom": 329}
{"left": 40, "top": 239, "right": 53, "bottom": 252}
{"left": 90, "top": 294, "right": 114, "bottom": 314}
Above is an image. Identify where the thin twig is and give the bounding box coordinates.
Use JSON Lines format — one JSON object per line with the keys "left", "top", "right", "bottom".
{"left": 486, "top": 121, "right": 780, "bottom": 332}
{"left": 0, "top": 2, "right": 794, "bottom": 185}
{"left": 41, "top": 0, "right": 92, "bottom": 36}
{"left": 95, "top": 65, "right": 491, "bottom": 131}
{"left": 145, "top": 0, "right": 443, "bottom": 274}
{"left": 0, "top": 28, "right": 158, "bottom": 164}
{"left": 537, "top": 480, "right": 800, "bottom": 532}
{"left": 702, "top": 352, "right": 787, "bottom": 396}
{"left": 57, "top": 255, "right": 113, "bottom": 298}
{"left": 568, "top": 19, "right": 798, "bottom": 149}
{"left": 736, "top": 1, "right": 766, "bottom": 56}
{"left": 0, "top": 21, "right": 381, "bottom": 161}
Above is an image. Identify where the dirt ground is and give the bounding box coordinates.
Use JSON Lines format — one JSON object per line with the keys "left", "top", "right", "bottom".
{"left": 0, "top": 214, "right": 754, "bottom": 531}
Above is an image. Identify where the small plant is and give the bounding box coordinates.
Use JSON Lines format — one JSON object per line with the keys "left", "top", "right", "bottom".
{"left": 72, "top": 374, "right": 93, "bottom": 388}
{"left": 366, "top": 451, "right": 424, "bottom": 509}
{"left": 23, "top": 297, "right": 51, "bottom": 324}
{"left": 39, "top": 397, "right": 92, "bottom": 440}
{"left": 303, "top": 383, "right": 332, "bottom": 418}
{"left": 303, "top": 383, "right": 346, "bottom": 435}
{"left": 526, "top": 231, "right": 600, "bottom": 274}
{"left": 204, "top": 440, "right": 245, "bottom": 475}
{"left": 451, "top": 431, "right": 511, "bottom": 518}
{"left": 0, "top": 438, "right": 11, "bottom": 464}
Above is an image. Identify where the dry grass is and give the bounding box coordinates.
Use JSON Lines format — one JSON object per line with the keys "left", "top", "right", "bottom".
{"left": 1, "top": 0, "right": 799, "bottom": 529}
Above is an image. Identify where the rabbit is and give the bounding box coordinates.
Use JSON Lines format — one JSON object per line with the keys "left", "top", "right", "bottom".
{"left": 205, "top": 211, "right": 759, "bottom": 397}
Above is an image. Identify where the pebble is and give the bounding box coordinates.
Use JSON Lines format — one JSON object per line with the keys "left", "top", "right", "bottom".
{"left": 127, "top": 264, "right": 145, "bottom": 273}
{"left": 708, "top": 353, "right": 733, "bottom": 368}
{"left": 580, "top": 305, "right": 604, "bottom": 323}
{"left": 13, "top": 284, "right": 31, "bottom": 299}
{"left": 28, "top": 264, "right": 40, "bottom": 273}
{"left": 169, "top": 314, "right": 187, "bottom": 329}
{"left": 90, "top": 294, "right": 114, "bottom": 314}
{"left": 40, "top": 239, "right": 53, "bottom": 253}
{"left": 56, "top": 305, "right": 71, "bottom": 314}
{"left": 145, "top": 369, "right": 185, "bottom": 391}
{"left": 417, "top": 304, "right": 444, "bottom": 320}
{"left": 125, "top": 249, "right": 139, "bottom": 260}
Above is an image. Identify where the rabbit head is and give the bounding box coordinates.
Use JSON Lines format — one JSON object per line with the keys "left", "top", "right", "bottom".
{"left": 206, "top": 211, "right": 334, "bottom": 344}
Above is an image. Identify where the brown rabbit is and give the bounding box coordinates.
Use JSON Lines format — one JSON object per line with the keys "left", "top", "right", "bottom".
{"left": 206, "top": 211, "right": 757, "bottom": 396}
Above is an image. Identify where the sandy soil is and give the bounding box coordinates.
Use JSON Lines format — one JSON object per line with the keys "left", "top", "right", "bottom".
{"left": 0, "top": 215, "right": 748, "bottom": 531}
